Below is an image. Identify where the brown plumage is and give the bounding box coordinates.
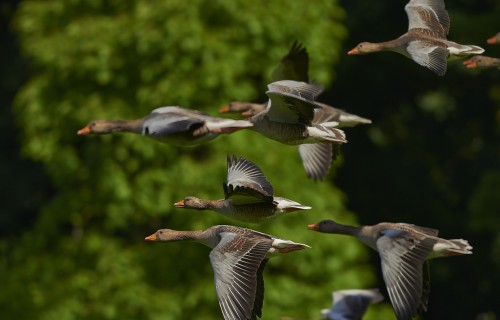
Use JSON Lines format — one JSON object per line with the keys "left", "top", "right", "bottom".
{"left": 145, "top": 225, "right": 309, "bottom": 320}
{"left": 77, "top": 106, "right": 252, "bottom": 146}
{"left": 308, "top": 219, "right": 472, "bottom": 320}
{"left": 174, "top": 155, "right": 311, "bottom": 223}
{"left": 221, "top": 42, "right": 370, "bottom": 180}
{"left": 348, "top": 0, "right": 484, "bottom": 75}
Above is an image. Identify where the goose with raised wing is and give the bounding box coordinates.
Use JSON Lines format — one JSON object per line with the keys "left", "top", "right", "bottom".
{"left": 245, "top": 80, "right": 347, "bottom": 180}
{"left": 145, "top": 225, "right": 309, "bottom": 320}
{"left": 77, "top": 106, "right": 252, "bottom": 146}
{"left": 174, "top": 155, "right": 311, "bottom": 223}
{"left": 308, "top": 219, "right": 472, "bottom": 320}
{"left": 220, "top": 42, "right": 371, "bottom": 127}
{"left": 221, "top": 43, "right": 369, "bottom": 180}
{"left": 220, "top": 41, "right": 309, "bottom": 117}
{"left": 348, "top": 0, "right": 484, "bottom": 75}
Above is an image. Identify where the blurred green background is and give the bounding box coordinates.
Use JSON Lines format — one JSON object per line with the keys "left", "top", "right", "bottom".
{"left": 1, "top": 0, "right": 498, "bottom": 319}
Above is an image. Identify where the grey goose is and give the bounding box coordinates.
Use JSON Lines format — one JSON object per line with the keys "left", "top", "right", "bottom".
{"left": 174, "top": 155, "right": 311, "bottom": 223}
{"left": 145, "top": 225, "right": 309, "bottom": 320}
{"left": 78, "top": 106, "right": 252, "bottom": 146}
{"left": 348, "top": 0, "right": 484, "bottom": 75}
{"left": 308, "top": 219, "right": 472, "bottom": 320}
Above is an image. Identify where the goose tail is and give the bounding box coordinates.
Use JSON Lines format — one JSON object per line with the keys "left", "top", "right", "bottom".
{"left": 337, "top": 114, "right": 372, "bottom": 127}
{"left": 434, "top": 238, "right": 473, "bottom": 257}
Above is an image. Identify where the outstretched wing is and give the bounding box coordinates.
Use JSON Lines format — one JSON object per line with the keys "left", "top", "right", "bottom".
{"left": 265, "top": 80, "right": 323, "bottom": 124}
{"left": 377, "top": 230, "right": 437, "bottom": 320}
{"left": 223, "top": 155, "right": 274, "bottom": 204}
{"left": 210, "top": 233, "right": 272, "bottom": 320}
{"left": 271, "top": 41, "right": 309, "bottom": 83}
{"left": 143, "top": 112, "right": 204, "bottom": 137}
{"left": 407, "top": 41, "right": 449, "bottom": 76}
{"left": 298, "top": 144, "right": 333, "bottom": 181}
{"left": 405, "top": 0, "right": 449, "bottom": 38}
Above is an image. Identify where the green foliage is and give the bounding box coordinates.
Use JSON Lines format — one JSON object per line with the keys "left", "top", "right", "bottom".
{"left": 1, "top": 0, "right": 398, "bottom": 319}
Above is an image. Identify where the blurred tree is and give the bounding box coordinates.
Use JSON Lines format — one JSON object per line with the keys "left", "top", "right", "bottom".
{"left": 1, "top": 0, "right": 394, "bottom": 319}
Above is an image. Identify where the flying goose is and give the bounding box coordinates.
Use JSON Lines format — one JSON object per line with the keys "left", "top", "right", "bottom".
{"left": 308, "top": 219, "right": 472, "bottom": 320}
{"left": 77, "top": 106, "right": 252, "bottom": 146}
{"left": 221, "top": 43, "right": 370, "bottom": 180}
{"left": 348, "top": 0, "right": 484, "bottom": 75}
{"left": 145, "top": 225, "right": 309, "bottom": 320}
{"left": 245, "top": 80, "right": 347, "bottom": 180}
{"left": 174, "top": 155, "right": 311, "bottom": 223}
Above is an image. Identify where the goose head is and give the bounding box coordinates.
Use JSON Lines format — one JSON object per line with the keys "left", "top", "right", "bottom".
{"left": 348, "top": 42, "right": 381, "bottom": 55}
{"left": 174, "top": 196, "right": 211, "bottom": 209}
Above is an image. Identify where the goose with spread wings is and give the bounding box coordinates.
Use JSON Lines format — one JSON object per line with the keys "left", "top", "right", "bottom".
{"left": 348, "top": 0, "right": 484, "bottom": 75}
{"left": 246, "top": 80, "right": 347, "bottom": 180}
{"left": 145, "top": 225, "right": 309, "bottom": 320}
{"left": 77, "top": 106, "right": 252, "bottom": 146}
{"left": 221, "top": 43, "right": 370, "bottom": 180}
{"left": 308, "top": 219, "right": 472, "bottom": 320}
{"left": 174, "top": 155, "right": 311, "bottom": 223}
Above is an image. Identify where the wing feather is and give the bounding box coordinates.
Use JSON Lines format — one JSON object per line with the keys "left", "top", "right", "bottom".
{"left": 377, "top": 231, "right": 437, "bottom": 320}
{"left": 210, "top": 233, "right": 272, "bottom": 320}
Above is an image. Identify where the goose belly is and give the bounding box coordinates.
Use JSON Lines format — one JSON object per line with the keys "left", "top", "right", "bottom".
{"left": 230, "top": 203, "right": 279, "bottom": 223}
{"left": 252, "top": 120, "right": 307, "bottom": 145}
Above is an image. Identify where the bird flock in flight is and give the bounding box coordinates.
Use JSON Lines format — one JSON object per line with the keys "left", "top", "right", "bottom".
{"left": 77, "top": 0, "right": 493, "bottom": 319}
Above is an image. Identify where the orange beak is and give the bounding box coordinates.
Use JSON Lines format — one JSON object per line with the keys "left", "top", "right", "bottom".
{"left": 77, "top": 125, "right": 91, "bottom": 135}
{"left": 307, "top": 223, "right": 319, "bottom": 231}
{"left": 463, "top": 59, "right": 477, "bottom": 69}
{"left": 174, "top": 200, "right": 185, "bottom": 208}
{"left": 487, "top": 36, "right": 497, "bottom": 44}
{"left": 219, "top": 105, "right": 230, "bottom": 113}
{"left": 347, "top": 48, "right": 360, "bottom": 55}
{"left": 145, "top": 233, "right": 157, "bottom": 241}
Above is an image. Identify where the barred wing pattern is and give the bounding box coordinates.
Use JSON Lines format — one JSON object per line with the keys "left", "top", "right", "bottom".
{"left": 265, "top": 80, "right": 323, "bottom": 124}
{"left": 377, "top": 231, "right": 437, "bottom": 320}
{"left": 405, "top": 0, "right": 450, "bottom": 37}
{"left": 210, "top": 232, "right": 272, "bottom": 320}
{"left": 224, "top": 156, "right": 274, "bottom": 203}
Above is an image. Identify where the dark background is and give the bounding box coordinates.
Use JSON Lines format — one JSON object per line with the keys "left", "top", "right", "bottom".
{"left": 1, "top": 0, "right": 498, "bottom": 319}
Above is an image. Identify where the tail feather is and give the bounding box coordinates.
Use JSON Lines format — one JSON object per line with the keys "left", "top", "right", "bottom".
{"left": 272, "top": 238, "right": 311, "bottom": 252}
{"left": 338, "top": 114, "right": 372, "bottom": 127}
{"left": 466, "top": 45, "right": 485, "bottom": 55}
{"left": 448, "top": 239, "right": 473, "bottom": 254}
{"left": 438, "top": 238, "right": 473, "bottom": 256}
